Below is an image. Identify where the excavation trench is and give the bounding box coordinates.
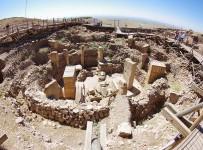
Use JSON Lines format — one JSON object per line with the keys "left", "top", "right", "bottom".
{"left": 1, "top": 25, "right": 191, "bottom": 129}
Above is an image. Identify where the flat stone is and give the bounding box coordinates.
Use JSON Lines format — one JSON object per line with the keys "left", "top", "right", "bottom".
{"left": 169, "top": 91, "right": 181, "bottom": 104}
{"left": 117, "top": 122, "right": 132, "bottom": 138}
{"left": 15, "top": 117, "right": 24, "bottom": 124}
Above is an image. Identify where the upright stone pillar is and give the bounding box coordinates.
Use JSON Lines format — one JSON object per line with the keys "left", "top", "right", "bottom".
{"left": 146, "top": 61, "right": 166, "bottom": 84}
{"left": 98, "top": 46, "right": 103, "bottom": 62}
{"left": 128, "top": 35, "right": 134, "bottom": 48}
{"left": 81, "top": 46, "right": 85, "bottom": 67}
{"left": 141, "top": 53, "right": 148, "bottom": 69}
{"left": 49, "top": 51, "right": 59, "bottom": 68}
{"left": 75, "top": 82, "right": 85, "bottom": 104}
{"left": 63, "top": 66, "right": 76, "bottom": 99}
{"left": 123, "top": 58, "right": 136, "bottom": 89}
{"left": 63, "top": 49, "right": 69, "bottom": 65}
{"left": 118, "top": 79, "right": 127, "bottom": 95}
{"left": 142, "top": 44, "right": 150, "bottom": 53}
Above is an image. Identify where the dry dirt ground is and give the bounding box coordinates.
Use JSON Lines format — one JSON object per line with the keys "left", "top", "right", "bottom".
{"left": 0, "top": 17, "right": 41, "bottom": 30}
{"left": 99, "top": 18, "right": 168, "bottom": 29}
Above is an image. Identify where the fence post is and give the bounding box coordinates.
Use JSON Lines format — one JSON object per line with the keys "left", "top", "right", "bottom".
{"left": 17, "top": 27, "right": 19, "bottom": 33}
{"left": 32, "top": 21, "right": 34, "bottom": 28}
{"left": 12, "top": 26, "right": 14, "bottom": 33}
{"left": 6, "top": 28, "right": 9, "bottom": 36}
{"left": 27, "top": 21, "right": 29, "bottom": 29}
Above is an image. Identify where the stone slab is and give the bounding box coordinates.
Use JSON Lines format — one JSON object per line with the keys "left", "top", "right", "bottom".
{"left": 123, "top": 58, "right": 136, "bottom": 89}
{"left": 84, "top": 121, "right": 93, "bottom": 150}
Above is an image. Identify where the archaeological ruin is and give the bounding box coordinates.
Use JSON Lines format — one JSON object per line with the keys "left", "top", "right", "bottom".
{"left": 0, "top": 18, "right": 203, "bottom": 150}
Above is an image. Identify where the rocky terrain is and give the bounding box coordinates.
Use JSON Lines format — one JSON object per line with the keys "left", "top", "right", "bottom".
{"left": 0, "top": 18, "right": 202, "bottom": 150}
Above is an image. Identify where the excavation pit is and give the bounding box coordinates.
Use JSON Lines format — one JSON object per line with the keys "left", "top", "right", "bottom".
{"left": 1, "top": 25, "right": 201, "bottom": 132}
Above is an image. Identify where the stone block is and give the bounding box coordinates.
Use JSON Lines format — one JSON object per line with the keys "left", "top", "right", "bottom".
{"left": 123, "top": 58, "right": 136, "bottom": 89}
{"left": 87, "top": 88, "right": 95, "bottom": 95}
{"left": 169, "top": 91, "right": 181, "bottom": 104}
{"left": 117, "top": 122, "right": 132, "bottom": 138}
{"left": 63, "top": 66, "right": 76, "bottom": 99}
{"left": 48, "top": 39, "right": 59, "bottom": 49}
{"left": 98, "top": 46, "right": 104, "bottom": 62}
{"left": 44, "top": 79, "right": 63, "bottom": 99}
{"left": 164, "top": 61, "right": 171, "bottom": 72}
{"left": 99, "top": 71, "right": 106, "bottom": 82}
{"left": 118, "top": 78, "right": 127, "bottom": 95}
{"left": 100, "top": 86, "right": 108, "bottom": 97}
{"left": 141, "top": 53, "right": 148, "bottom": 69}
{"left": 49, "top": 51, "right": 59, "bottom": 68}
{"left": 146, "top": 61, "right": 166, "bottom": 84}
{"left": 89, "top": 95, "right": 102, "bottom": 102}
{"left": 142, "top": 44, "right": 150, "bottom": 53}
{"left": 63, "top": 49, "right": 69, "bottom": 65}
{"left": 75, "top": 82, "right": 85, "bottom": 103}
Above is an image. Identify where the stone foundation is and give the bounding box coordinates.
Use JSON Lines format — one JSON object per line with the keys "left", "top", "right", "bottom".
{"left": 25, "top": 88, "right": 109, "bottom": 129}
{"left": 146, "top": 61, "right": 166, "bottom": 84}
{"left": 98, "top": 62, "right": 123, "bottom": 74}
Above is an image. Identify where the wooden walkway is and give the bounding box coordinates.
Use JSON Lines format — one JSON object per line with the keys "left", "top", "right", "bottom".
{"left": 174, "top": 121, "right": 203, "bottom": 150}
{"left": 180, "top": 44, "right": 203, "bottom": 65}
{"left": 162, "top": 36, "right": 203, "bottom": 66}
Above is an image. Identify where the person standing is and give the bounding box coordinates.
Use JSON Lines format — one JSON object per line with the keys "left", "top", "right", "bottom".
{"left": 175, "top": 31, "right": 182, "bottom": 44}
{"left": 180, "top": 31, "right": 188, "bottom": 43}
{"left": 5, "top": 24, "right": 10, "bottom": 36}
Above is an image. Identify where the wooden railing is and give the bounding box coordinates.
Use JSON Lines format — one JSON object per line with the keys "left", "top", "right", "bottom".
{"left": 0, "top": 18, "right": 84, "bottom": 39}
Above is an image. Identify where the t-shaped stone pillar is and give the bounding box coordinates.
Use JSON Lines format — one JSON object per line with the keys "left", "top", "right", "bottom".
{"left": 123, "top": 58, "right": 136, "bottom": 89}
{"left": 63, "top": 49, "right": 69, "bottom": 65}
{"left": 141, "top": 53, "right": 148, "bottom": 69}
{"left": 81, "top": 46, "right": 85, "bottom": 67}
{"left": 146, "top": 61, "right": 166, "bottom": 84}
{"left": 63, "top": 66, "right": 76, "bottom": 99}
{"left": 49, "top": 51, "right": 59, "bottom": 68}
{"left": 98, "top": 46, "right": 103, "bottom": 62}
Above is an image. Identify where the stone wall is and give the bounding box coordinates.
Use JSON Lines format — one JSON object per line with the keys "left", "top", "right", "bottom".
{"left": 130, "top": 78, "right": 169, "bottom": 122}
{"left": 84, "top": 49, "right": 98, "bottom": 67}
{"left": 98, "top": 62, "right": 123, "bottom": 74}
{"left": 25, "top": 88, "right": 109, "bottom": 129}
{"left": 0, "top": 23, "right": 82, "bottom": 50}
{"left": 2, "top": 39, "right": 48, "bottom": 79}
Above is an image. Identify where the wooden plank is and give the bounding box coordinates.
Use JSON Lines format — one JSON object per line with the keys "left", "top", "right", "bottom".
{"left": 100, "top": 124, "right": 107, "bottom": 150}
{"left": 167, "top": 104, "right": 192, "bottom": 128}
{"left": 174, "top": 121, "right": 203, "bottom": 150}
{"left": 161, "top": 108, "right": 191, "bottom": 137}
{"left": 84, "top": 121, "right": 93, "bottom": 150}
{"left": 198, "top": 70, "right": 203, "bottom": 78}
{"left": 0, "top": 133, "right": 8, "bottom": 145}
{"left": 191, "top": 83, "right": 203, "bottom": 97}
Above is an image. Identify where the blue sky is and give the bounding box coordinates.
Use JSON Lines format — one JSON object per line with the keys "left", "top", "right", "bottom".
{"left": 0, "top": 0, "right": 203, "bottom": 32}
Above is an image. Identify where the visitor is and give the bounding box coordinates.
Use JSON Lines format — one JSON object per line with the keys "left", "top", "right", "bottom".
{"left": 5, "top": 24, "right": 10, "bottom": 36}
{"left": 174, "top": 31, "right": 179, "bottom": 40}
{"left": 175, "top": 31, "right": 182, "bottom": 44}
{"left": 180, "top": 31, "right": 188, "bottom": 43}
{"left": 192, "top": 35, "right": 198, "bottom": 46}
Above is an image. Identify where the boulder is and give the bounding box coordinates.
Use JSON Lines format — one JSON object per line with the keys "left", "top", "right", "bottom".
{"left": 169, "top": 91, "right": 181, "bottom": 104}
{"left": 117, "top": 122, "right": 132, "bottom": 138}
{"left": 15, "top": 117, "right": 24, "bottom": 124}
{"left": 44, "top": 79, "right": 63, "bottom": 99}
